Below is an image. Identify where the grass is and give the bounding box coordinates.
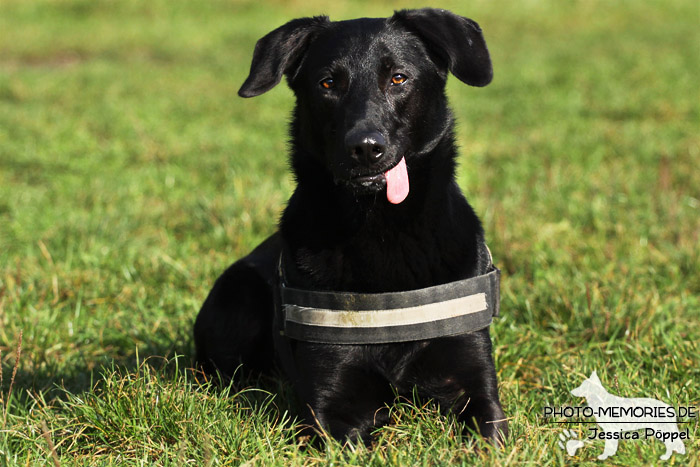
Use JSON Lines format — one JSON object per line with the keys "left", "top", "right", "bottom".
{"left": 1, "top": 0, "right": 698, "bottom": 464}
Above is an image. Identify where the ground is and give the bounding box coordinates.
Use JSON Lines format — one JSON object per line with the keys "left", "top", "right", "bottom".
{"left": 0, "top": 0, "right": 698, "bottom": 464}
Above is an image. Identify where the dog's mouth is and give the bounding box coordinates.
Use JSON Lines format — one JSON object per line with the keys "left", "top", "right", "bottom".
{"left": 344, "top": 156, "right": 409, "bottom": 204}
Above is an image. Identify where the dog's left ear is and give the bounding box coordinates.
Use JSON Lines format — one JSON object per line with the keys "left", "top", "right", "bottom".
{"left": 391, "top": 8, "right": 493, "bottom": 87}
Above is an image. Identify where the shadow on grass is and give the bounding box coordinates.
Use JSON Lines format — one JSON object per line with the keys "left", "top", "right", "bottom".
{"left": 1, "top": 326, "right": 300, "bottom": 426}
{"left": 2, "top": 326, "right": 191, "bottom": 400}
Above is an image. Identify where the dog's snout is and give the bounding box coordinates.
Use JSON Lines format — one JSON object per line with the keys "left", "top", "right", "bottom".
{"left": 346, "top": 131, "right": 386, "bottom": 166}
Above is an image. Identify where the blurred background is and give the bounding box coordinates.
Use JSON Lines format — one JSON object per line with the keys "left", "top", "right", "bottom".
{"left": 0, "top": 0, "right": 698, "bottom": 463}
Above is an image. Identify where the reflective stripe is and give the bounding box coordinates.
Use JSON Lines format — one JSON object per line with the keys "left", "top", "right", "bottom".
{"left": 285, "top": 292, "right": 487, "bottom": 328}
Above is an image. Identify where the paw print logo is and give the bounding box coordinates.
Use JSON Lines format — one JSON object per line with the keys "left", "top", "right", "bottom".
{"left": 558, "top": 429, "right": 585, "bottom": 456}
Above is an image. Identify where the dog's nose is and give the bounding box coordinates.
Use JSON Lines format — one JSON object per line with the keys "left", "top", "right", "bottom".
{"left": 346, "top": 131, "right": 386, "bottom": 166}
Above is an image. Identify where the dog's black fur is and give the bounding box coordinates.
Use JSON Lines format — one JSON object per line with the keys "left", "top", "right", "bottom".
{"left": 194, "top": 8, "right": 507, "bottom": 445}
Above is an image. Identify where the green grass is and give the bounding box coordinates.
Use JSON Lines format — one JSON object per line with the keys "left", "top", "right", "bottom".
{"left": 1, "top": 0, "right": 699, "bottom": 464}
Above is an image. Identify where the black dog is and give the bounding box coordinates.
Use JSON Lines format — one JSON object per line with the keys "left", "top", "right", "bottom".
{"left": 194, "top": 8, "right": 507, "bottom": 445}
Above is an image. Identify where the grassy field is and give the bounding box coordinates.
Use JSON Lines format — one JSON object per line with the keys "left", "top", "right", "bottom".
{"left": 1, "top": 0, "right": 698, "bottom": 464}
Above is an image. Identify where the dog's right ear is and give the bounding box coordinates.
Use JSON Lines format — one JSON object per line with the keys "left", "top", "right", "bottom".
{"left": 238, "top": 16, "right": 330, "bottom": 98}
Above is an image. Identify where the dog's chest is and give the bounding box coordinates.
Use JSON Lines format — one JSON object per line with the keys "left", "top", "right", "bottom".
{"left": 294, "top": 228, "right": 465, "bottom": 293}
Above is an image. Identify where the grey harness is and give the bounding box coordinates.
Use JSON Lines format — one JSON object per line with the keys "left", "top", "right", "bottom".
{"left": 277, "top": 255, "right": 501, "bottom": 345}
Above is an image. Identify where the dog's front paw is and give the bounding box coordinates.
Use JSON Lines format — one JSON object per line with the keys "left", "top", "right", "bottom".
{"left": 482, "top": 418, "right": 508, "bottom": 447}
{"left": 461, "top": 399, "right": 508, "bottom": 446}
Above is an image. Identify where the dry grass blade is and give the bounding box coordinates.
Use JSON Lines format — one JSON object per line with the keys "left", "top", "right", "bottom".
{"left": 2, "top": 331, "right": 22, "bottom": 428}
{"left": 41, "top": 420, "right": 61, "bottom": 467}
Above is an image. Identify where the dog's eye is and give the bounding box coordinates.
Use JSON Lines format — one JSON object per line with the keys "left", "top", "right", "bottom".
{"left": 320, "top": 78, "right": 335, "bottom": 89}
{"left": 390, "top": 74, "right": 408, "bottom": 86}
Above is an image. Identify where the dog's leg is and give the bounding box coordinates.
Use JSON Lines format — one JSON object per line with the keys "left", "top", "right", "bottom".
{"left": 597, "top": 436, "right": 618, "bottom": 460}
{"left": 597, "top": 435, "right": 619, "bottom": 461}
{"left": 660, "top": 442, "right": 673, "bottom": 461}
{"left": 661, "top": 433, "right": 685, "bottom": 460}
{"left": 294, "top": 347, "right": 394, "bottom": 444}
{"left": 194, "top": 260, "right": 275, "bottom": 380}
{"left": 401, "top": 330, "right": 508, "bottom": 445}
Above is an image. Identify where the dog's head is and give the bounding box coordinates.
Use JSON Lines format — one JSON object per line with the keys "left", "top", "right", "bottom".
{"left": 238, "top": 9, "right": 492, "bottom": 204}
{"left": 570, "top": 371, "right": 604, "bottom": 398}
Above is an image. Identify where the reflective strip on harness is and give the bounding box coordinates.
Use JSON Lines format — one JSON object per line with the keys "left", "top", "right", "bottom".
{"left": 280, "top": 266, "right": 500, "bottom": 344}
{"left": 286, "top": 293, "right": 487, "bottom": 328}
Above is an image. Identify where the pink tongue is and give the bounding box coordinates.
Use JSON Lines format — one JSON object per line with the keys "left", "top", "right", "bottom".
{"left": 384, "top": 156, "right": 409, "bottom": 204}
